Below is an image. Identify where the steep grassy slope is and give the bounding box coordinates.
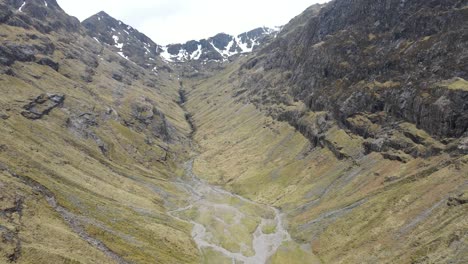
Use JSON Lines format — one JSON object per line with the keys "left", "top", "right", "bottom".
{"left": 0, "top": 1, "right": 200, "bottom": 263}
{"left": 184, "top": 56, "right": 467, "bottom": 264}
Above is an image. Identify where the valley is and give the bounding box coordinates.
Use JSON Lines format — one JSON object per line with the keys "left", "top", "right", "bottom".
{"left": 0, "top": 0, "right": 467, "bottom": 263}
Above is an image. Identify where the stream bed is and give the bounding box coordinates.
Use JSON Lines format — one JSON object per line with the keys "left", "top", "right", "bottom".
{"left": 168, "top": 160, "right": 319, "bottom": 264}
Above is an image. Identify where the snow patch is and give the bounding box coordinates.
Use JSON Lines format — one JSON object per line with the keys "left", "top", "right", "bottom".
{"left": 112, "top": 35, "right": 123, "bottom": 49}
{"left": 144, "top": 46, "right": 152, "bottom": 54}
{"left": 223, "top": 39, "right": 238, "bottom": 57}
{"left": 18, "top": 1, "right": 26, "bottom": 12}
{"left": 235, "top": 35, "right": 260, "bottom": 53}
{"left": 44, "top": 1, "right": 48, "bottom": 7}
{"left": 210, "top": 42, "right": 228, "bottom": 61}
{"left": 191, "top": 45, "right": 203, "bottom": 60}
{"left": 117, "top": 52, "right": 129, "bottom": 60}
{"left": 93, "top": 37, "right": 100, "bottom": 43}
{"left": 160, "top": 46, "right": 192, "bottom": 62}
{"left": 160, "top": 47, "right": 174, "bottom": 62}
{"left": 176, "top": 49, "right": 189, "bottom": 61}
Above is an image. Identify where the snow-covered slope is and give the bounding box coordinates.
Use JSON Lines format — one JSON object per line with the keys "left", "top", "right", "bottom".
{"left": 82, "top": 11, "right": 280, "bottom": 65}
{"left": 161, "top": 27, "right": 281, "bottom": 62}
{"left": 82, "top": 11, "right": 163, "bottom": 70}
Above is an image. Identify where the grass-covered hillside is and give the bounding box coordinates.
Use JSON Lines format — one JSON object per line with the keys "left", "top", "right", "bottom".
{"left": 0, "top": 0, "right": 466, "bottom": 263}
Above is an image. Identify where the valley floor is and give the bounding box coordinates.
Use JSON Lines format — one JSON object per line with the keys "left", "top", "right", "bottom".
{"left": 167, "top": 159, "right": 320, "bottom": 264}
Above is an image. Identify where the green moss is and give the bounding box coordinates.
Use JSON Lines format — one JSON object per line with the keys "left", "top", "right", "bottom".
{"left": 437, "top": 77, "right": 468, "bottom": 91}
{"left": 268, "top": 242, "right": 321, "bottom": 264}
{"left": 262, "top": 221, "right": 277, "bottom": 234}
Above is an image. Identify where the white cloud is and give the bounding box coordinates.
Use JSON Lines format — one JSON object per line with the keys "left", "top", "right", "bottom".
{"left": 57, "top": 0, "right": 329, "bottom": 45}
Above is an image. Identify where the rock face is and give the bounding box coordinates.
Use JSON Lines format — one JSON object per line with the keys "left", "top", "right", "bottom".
{"left": 127, "top": 98, "right": 172, "bottom": 142}
{"left": 161, "top": 27, "right": 280, "bottom": 62}
{"left": 0, "top": 44, "right": 37, "bottom": 66}
{"left": 21, "top": 93, "right": 65, "bottom": 119}
{"left": 37, "top": 57, "right": 59, "bottom": 71}
{"left": 1, "top": 0, "right": 81, "bottom": 33}
{"left": 236, "top": 0, "right": 468, "bottom": 159}
{"left": 0, "top": 194, "right": 23, "bottom": 262}
{"left": 447, "top": 194, "right": 468, "bottom": 207}
{"left": 82, "top": 11, "right": 162, "bottom": 70}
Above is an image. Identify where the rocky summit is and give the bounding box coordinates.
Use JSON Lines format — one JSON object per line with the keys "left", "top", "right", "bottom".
{"left": 82, "top": 11, "right": 164, "bottom": 71}
{"left": 0, "top": 0, "right": 467, "bottom": 264}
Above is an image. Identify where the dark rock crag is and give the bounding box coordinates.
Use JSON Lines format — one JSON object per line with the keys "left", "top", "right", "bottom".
{"left": 236, "top": 0, "right": 468, "bottom": 160}
{"left": 21, "top": 93, "right": 65, "bottom": 119}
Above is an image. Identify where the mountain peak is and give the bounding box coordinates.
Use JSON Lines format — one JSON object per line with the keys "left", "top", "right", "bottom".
{"left": 96, "top": 10, "right": 109, "bottom": 16}
{"left": 0, "top": 0, "right": 80, "bottom": 33}
{"left": 82, "top": 12, "right": 162, "bottom": 70}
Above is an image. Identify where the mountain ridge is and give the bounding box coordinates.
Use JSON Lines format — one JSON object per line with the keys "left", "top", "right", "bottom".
{"left": 0, "top": 0, "right": 467, "bottom": 263}
{"left": 82, "top": 10, "right": 163, "bottom": 71}
{"left": 161, "top": 26, "right": 280, "bottom": 62}
{"left": 81, "top": 10, "right": 282, "bottom": 66}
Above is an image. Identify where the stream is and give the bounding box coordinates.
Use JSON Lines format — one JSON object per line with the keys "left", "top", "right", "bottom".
{"left": 168, "top": 159, "right": 292, "bottom": 264}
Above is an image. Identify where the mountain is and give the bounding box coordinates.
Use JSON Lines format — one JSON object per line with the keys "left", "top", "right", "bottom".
{"left": 238, "top": 0, "right": 468, "bottom": 153}
{"left": 161, "top": 27, "right": 280, "bottom": 62}
{"left": 0, "top": 1, "right": 196, "bottom": 263}
{"left": 82, "top": 11, "right": 164, "bottom": 71}
{"left": 81, "top": 11, "right": 279, "bottom": 65}
{"left": 0, "top": 0, "right": 81, "bottom": 33}
{"left": 0, "top": 0, "right": 467, "bottom": 263}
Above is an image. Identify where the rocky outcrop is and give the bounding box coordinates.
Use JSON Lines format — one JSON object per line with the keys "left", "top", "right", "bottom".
{"left": 0, "top": 190, "right": 23, "bottom": 263}
{"left": 3, "top": 0, "right": 81, "bottom": 33}
{"left": 0, "top": 111, "right": 10, "bottom": 120}
{"left": 236, "top": 0, "right": 468, "bottom": 158}
{"left": 112, "top": 72, "right": 123, "bottom": 82}
{"left": 66, "top": 112, "right": 109, "bottom": 155}
{"left": 447, "top": 194, "right": 468, "bottom": 207}
{"left": 36, "top": 57, "right": 59, "bottom": 71}
{"left": 125, "top": 98, "right": 173, "bottom": 142}
{"left": 459, "top": 137, "right": 468, "bottom": 154}
{"left": 21, "top": 93, "right": 65, "bottom": 120}
{"left": 0, "top": 44, "right": 36, "bottom": 66}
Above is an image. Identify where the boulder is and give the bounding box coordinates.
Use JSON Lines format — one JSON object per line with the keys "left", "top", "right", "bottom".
{"left": 112, "top": 73, "right": 123, "bottom": 82}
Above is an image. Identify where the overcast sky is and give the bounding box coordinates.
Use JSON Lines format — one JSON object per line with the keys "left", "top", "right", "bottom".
{"left": 57, "top": 0, "right": 329, "bottom": 45}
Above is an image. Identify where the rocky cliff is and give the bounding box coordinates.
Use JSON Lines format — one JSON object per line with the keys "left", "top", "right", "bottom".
{"left": 236, "top": 0, "right": 468, "bottom": 160}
